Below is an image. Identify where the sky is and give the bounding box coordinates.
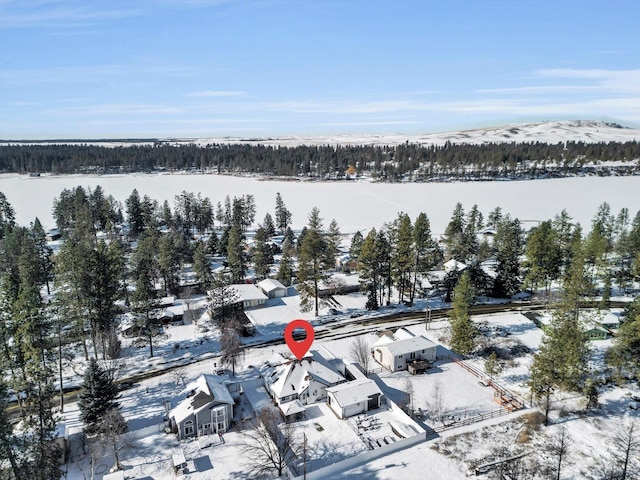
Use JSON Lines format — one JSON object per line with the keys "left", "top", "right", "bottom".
{"left": 0, "top": 0, "right": 639, "bottom": 139}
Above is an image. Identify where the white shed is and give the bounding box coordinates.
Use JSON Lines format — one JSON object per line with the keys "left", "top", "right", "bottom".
{"left": 326, "top": 378, "right": 383, "bottom": 419}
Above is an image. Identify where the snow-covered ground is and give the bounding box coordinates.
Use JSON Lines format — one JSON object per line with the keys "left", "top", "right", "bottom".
{"left": 1, "top": 174, "right": 639, "bottom": 235}
{"left": 55, "top": 300, "right": 640, "bottom": 480}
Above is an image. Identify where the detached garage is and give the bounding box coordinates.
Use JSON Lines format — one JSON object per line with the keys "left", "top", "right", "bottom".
{"left": 257, "top": 278, "right": 288, "bottom": 298}
{"left": 326, "top": 378, "right": 383, "bottom": 419}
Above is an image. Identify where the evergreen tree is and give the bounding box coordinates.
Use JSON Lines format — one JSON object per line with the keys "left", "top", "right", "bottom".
{"left": 484, "top": 351, "right": 503, "bottom": 383}
{"left": 524, "top": 220, "right": 562, "bottom": 295}
{"left": 493, "top": 215, "right": 523, "bottom": 297}
{"left": 325, "top": 219, "right": 342, "bottom": 270}
{"left": 193, "top": 241, "right": 213, "bottom": 290}
{"left": 157, "top": 233, "right": 180, "bottom": 295}
{"left": 449, "top": 271, "right": 476, "bottom": 355}
{"left": 125, "top": 188, "right": 144, "bottom": 238}
{"left": 391, "top": 213, "right": 413, "bottom": 303}
{"left": 298, "top": 207, "right": 331, "bottom": 316}
{"left": 30, "top": 218, "right": 54, "bottom": 295}
{"left": 410, "top": 212, "right": 438, "bottom": 304}
{"left": 251, "top": 227, "right": 273, "bottom": 280}
{"left": 227, "top": 224, "right": 246, "bottom": 283}
{"left": 0, "top": 191, "right": 16, "bottom": 239}
{"left": 206, "top": 231, "right": 219, "bottom": 255}
{"left": 261, "top": 213, "right": 276, "bottom": 238}
{"left": 277, "top": 250, "right": 294, "bottom": 286}
{"left": 207, "top": 271, "right": 240, "bottom": 324}
{"left": 275, "top": 192, "right": 292, "bottom": 233}
{"left": 79, "top": 358, "right": 120, "bottom": 435}
{"left": 444, "top": 202, "right": 468, "bottom": 262}
{"left": 358, "top": 229, "right": 380, "bottom": 310}
{"left": 349, "top": 231, "right": 364, "bottom": 272}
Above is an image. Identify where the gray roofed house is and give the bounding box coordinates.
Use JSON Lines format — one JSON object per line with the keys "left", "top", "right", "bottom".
{"left": 373, "top": 335, "right": 437, "bottom": 372}
{"left": 168, "top": 374, "right": 235, "bottom": 439}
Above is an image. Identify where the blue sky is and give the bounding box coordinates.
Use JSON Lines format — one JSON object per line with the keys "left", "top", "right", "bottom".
{"left": 1, "top": 0, "right": 639, "bottom": 139}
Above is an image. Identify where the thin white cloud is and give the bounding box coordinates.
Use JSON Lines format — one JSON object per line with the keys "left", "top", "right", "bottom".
{"left": 0, "top": 64, "right": 197, "bottom": 85}
{"left": 185, "top": 90, "right": 246, "bottom": 98}
{"left": 42, "top": 104, "right": 185, "bottom": 116}
{"left": 478, "top": 68, "right": 640, "bottom": 96}
{"left": 0, "top": 1, "right": 141, "bottom": 28}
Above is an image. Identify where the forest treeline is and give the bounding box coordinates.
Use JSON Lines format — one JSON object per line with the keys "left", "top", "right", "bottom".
{"left": 1, "top": 140, "right": 639, "bottom": 180}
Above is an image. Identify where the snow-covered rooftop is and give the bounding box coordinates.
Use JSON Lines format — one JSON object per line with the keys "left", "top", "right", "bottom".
{"left": 229, "top": 284, "right": 268, "bottom": 302}
{"left": 265, "top": 355, "right": 345, "bottom": 400}
{"left": 257, "top": 278, "right": 286, "bottom": 293}
{"left": 326, "top": 378, "right": 382, "bottom": 407}
{"left": 170, "top": 374, "right": 234, "bottom": 424}
{"left": 383, "top": 336, "right": 437, "bottom": 356}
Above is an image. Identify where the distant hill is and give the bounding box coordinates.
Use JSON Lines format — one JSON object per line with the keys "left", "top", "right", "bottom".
{"left": 2, "top": 120, "right": 639, "bottom": 148}
{"left": 189, "top": 120, "right": 640, "bottom": 148}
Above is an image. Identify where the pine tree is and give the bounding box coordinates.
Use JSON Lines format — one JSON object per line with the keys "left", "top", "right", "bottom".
{"left": 79, "top": 358, "right": 120, "bottom": 435}
{"left": 193, "top": 241, "right": 213, "bottom": 290}
{"left": 262, "top": 213, "right": 276, "bottom": 238}
{"left": 444, "top": 203, "right": 467, "bottom": 262}
{"left": 493, "top": 215, "right": 523, "bottom": 297}
{"left": 277, "top": 250, "right": 293, "bottom": 286}
{"left": 349, "top": 231, "right": 364, "bottom": 272}
{"left": 449, "top": 271, "right": 476, "bottom": 355}
{"left": 0, "top": 191, "right": 16, "bottom": 240}
{"left": 275, "top": 192, "right": 292, "bottom": 233}
{"left": 325, "top": 219, "right": 341, "bottom": 270}
{"left": 298, "top": 207, "right": 330, "bottom": 316}
{"left": 392, "top": 213, "right": 413, "bottom": 303}
{"left": 524, "top": 220, "right": 562, "bottom": 295}
{"left": 227, "top": 225, "right": 246, "bottom": 283}
{"left": 358, "top": 229, "right": 380, "bottom": 310}
{"left": 410, "top": 212, "right": 437, "bottom": 304}
{"left": 125, "top": 188, "right": 144, "bottom": 238}
{"left": 252, "top": 227, "right": 273, "bottom": 281}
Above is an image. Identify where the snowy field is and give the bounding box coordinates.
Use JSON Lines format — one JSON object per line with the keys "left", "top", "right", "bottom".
{"left": 1, "top": 174, "right": 639, "bottom": 234}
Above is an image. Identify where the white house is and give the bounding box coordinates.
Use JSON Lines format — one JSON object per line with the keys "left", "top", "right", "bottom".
{"left": 373, "top": 335, "right": 437, "bottom": 372}
{"left": 326, "top": 378, "right": 383, "bottom": 419}
{"left": 208, "top": 284, "right": 268, "bottom": 310}
{"left": 444, "top": 259, "right": 467, "bottom": 273}
{"left": 257, "top": 278, "right": 288, "bottom": 298}
{"left": 168, "top": 374, "right": 234, "bottom": 440}
{"left": 263, "top": 356, "right": 346, "bottom": 409}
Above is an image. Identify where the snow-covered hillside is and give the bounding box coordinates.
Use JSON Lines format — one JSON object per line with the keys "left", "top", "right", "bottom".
{"left": 191, "top": 120, "right": 640, "bottom": 148}
{"left": 3, "top": 120, "right": 639, "bottom": 148}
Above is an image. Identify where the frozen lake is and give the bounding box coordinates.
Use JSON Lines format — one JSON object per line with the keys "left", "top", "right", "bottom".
{"left": 1, "top": 173, "right": 638, "bottom": 233}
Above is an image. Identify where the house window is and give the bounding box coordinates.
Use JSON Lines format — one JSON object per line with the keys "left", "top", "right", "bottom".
{"left": 203, "top": 423, "right": 211, "bottom": 432}
{"left": 410, "top": 352, "right": 416, "bottom": 360}
{"left": 184, "top": 420, "right": 194, "bottom": 436}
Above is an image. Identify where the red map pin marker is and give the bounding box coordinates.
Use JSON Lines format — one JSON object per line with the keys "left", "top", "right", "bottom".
{"left": 284, "top": 319, "right": 315, "bottom": 360}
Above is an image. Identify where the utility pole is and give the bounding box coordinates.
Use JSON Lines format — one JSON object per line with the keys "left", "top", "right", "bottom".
{"left": 425, "top": 294, "right": 431, "bottom": 330}
{"left": 303, "top": 432, "right": 307, "bottom": 480}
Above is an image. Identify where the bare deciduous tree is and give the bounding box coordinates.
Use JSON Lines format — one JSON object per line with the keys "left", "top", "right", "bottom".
{"left": 349, "top": 336, "right": 371, "bottom": 376}
{"left": 426, "top": 380, "right": 444, "bottom": 423}
{"left": 91, "top": 407, "right": 128, "bottom": 472}
{"left": 545, "top": 426, "right": 571, "bottom": 480}
{"left": 220, "top": 319, "right": 245, "bottom": 376}
{"left": 611, "top": 420, "right": 639, "bottom": 480}
{"left": 404, "top": 378, "right": 415, "bottom": 414}
{"left": 241, "top": 408, "right": 301, "bottom": 477}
